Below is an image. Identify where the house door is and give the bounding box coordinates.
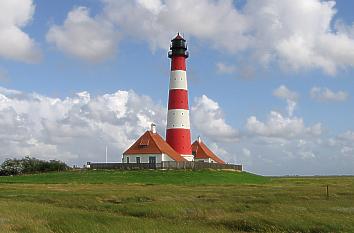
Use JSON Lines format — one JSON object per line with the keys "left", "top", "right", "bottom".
{"left": 149, "top": 156, "right": 156, "bottom": 169}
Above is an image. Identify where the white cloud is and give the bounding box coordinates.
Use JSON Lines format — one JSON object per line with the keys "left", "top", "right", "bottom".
{"left": 245, "top": 0, "right": 354, "bottom": 75}
{"left": 96, "top": 0, "right": 354, "bottom": 74}
{"left": 338, "top": 131, "right": 354, "bottom": 142}
{"left": 246, "top": 111, "right": 322, "bottom": 139}
{"left": 300, "top": 151, "right": 316, "bottom": 160}
{"left": 273, "top": 85, "right": 298, "bottom": 116}
{"left": 327, "top": 131, "right": 354, "bottom": 158}
{"left": 102, "top": 0, "right": 249, "bottom": 52}
{"left": 273, "top": 85, "right": 298, "bottom": 102}
{"left": 242, "top": 148, "right": 251, "bottom": 156}
{"left": 0, "top": 87, "right": 165, "bottom": 165}
{"left": 310, "top": 87, "right": 349, "bottom": 102}
{"left": 46, "top": 6, "right": 119, "bottom": 62}
{"left": 191, "top": 95, "right": 238, "bottom": 142}
{"left": 1, "top": 86, "right": 353, "bottom": 175}
{"left": 0, "top": 87, "right": 240, "bottom": 165}
{"left": 216, "top": 62, "right": 237, "bottom": 74}
{"left": 335, "top": 21, "right": 354, "bottom": 39}
{"left": 0, "top": 0, "right": 41, "bottom": 63}
{"left": 43, "top": 0, "right": 354, "bottom": 73}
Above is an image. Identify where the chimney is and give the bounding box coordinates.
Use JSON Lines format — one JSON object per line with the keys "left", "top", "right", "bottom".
{"left": 197, "top": 136, "right": 201, "bottom": 143}
{"left": 151, "top": 123, "right": 157, "bottom": 134}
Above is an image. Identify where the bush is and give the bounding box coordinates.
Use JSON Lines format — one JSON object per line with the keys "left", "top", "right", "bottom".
{"left": 0, "top": 156, "right": 70, "bottom": 176}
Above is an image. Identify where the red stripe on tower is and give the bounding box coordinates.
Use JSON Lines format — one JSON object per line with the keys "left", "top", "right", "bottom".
{"left": 166, "top": 34, "right": 193, "bottom": 160}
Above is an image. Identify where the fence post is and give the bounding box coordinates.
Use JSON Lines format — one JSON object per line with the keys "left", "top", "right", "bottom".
{"left": 326, "top": 185, "right": 329, "bottom": 199}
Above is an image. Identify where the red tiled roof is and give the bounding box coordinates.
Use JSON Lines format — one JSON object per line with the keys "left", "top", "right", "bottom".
{"left": 191, "top": 140, "right": 225, "bottom": 164}
{"left": 123, "top": 131, "right": 187, "bottom": 162}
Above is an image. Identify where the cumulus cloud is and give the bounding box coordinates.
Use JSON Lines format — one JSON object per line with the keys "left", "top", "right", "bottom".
{"left": 0, "top": 0, "right": 41, "bottom": 63}
{"left": 327, "top": 131, "right": 354, "bottom": 158}
{"left": 99, "top": 0, "right": 353, "bottom": 74}
{"left": 273, "top": 85, "right": 298, "bottom": 102}
{"left": 216, "top": 62, "right": 237, "bottom": 74}
{"left": 102, "top": 0, "right": 249, "bottom": 52}
{"left": 43, "top": 0, "right": 354, "bottom": 73}
{"left": 246, "top": 111, "right": 322, "bottom": 139}
{"left": 0, "top": 87, "right": 241, "bottom": 165}
{"left": 273, "top": 85, "right": 298, "bottom": 116}
{"left": 310, "top": 87, "right": 349, "bottom": 102}
{"left": 0, "top": 87, "right": 165, "bottom": 165}
{"left": 191, "top": 95, "right": 238, "bottom": 142}
{"left": 1, "top": 86, "right": 353, "bottom": 175}
{"left": 245, "top": 0, "right": 354, "bottom": 74}
{"left": 46, "top": 6, "right": 119, "bottom": 62}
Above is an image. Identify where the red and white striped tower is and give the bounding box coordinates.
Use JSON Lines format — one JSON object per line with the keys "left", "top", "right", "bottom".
{"left": 166, "top": 33, "right": 193, "bottom": 161}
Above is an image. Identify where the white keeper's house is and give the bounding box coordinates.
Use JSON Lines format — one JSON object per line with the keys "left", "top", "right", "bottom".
{"left": 122, "top": 124, "right": 225, "bottom": 164}
{"left": 122, "top": 124, "right": 187, "bottom": 164}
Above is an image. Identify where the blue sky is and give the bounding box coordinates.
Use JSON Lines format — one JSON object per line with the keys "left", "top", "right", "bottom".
{"left": 0, "top": 0, "right": 353, "bottom": 175}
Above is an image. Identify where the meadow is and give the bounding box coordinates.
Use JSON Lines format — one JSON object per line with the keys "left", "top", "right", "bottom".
{"left": 0, "top": 170, "right": 353, "bottom": 233}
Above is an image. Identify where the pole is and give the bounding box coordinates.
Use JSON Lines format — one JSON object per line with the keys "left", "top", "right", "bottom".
{"left": 326, "top": 185, "right": 329, "bottom": 199}
{"left": 105, "top": 146, "right": 108, "bottom": 163}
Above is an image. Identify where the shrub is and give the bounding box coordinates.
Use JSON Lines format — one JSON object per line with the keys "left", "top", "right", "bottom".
{"left": 0, "top": 156, "right": 69, "bottom": 176}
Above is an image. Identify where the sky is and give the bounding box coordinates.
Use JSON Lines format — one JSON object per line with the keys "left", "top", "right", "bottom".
{"left": 0, "top": 0, "right": 353, "bottom": 176}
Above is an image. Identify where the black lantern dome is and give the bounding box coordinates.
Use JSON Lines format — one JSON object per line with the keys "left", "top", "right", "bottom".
{"left": 168, "top": 33, "right": 189, "bottom": 58}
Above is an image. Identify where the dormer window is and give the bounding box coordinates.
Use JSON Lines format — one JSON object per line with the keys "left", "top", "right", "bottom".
{"left": 139, "top": 138, "right": 149, "bottom": 148}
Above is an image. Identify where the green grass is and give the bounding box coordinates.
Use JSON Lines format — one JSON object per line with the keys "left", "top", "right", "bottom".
{"left": 0, "top": 169, "right": 268, "bottom": 185}
{"left": 0, "top": 170, "right": 353, "bottom": 233}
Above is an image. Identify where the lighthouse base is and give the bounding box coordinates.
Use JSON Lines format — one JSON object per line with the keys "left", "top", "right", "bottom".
{"left": 181, "top": 154, "right": 194, "bottom": 161}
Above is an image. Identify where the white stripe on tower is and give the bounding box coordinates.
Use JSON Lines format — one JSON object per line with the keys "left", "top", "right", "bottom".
{"left": 166, "top": 109, "right": 190, "bottom": 129}
{"left": 169, "top": 70, "right": 187, "bottom": 90}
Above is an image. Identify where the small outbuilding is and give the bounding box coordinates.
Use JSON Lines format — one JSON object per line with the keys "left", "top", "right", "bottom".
{"left": 191, "top": 136, "right": 225, "bottom": 164}
{"left": 123, "top": 124, "right": 187, "bottom": 164}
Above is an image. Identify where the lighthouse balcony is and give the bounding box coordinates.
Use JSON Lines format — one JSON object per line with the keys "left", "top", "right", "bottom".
{"left": 168, "top": 50, "right": 189, "bottom": 58}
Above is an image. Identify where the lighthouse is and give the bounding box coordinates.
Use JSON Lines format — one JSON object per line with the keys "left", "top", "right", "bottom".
{"left": 122, "top": 34, "right": 228, "bottom": 166}
{"left": 166, "top": 34, "right": 193, "bottom": 161}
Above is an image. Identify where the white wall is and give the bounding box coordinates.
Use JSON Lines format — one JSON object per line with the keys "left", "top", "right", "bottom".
{"left": 122, "top": 153, "right": 175, "bottom": 163}
{"left": 123, "top": 154, "right": 217, "bottom": 163}
{"left": 195, "top": 158, "right": 214, "bottom": 163}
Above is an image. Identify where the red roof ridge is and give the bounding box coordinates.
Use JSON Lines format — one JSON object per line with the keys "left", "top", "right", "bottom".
{"left": 191, "top": 140, "right": 225, "bottom": 164}
{"left": 124, "top": 130, "right": 187, "bottom": 162}
{"left": 148, "top": 131, "right": 187, "bottom": 161}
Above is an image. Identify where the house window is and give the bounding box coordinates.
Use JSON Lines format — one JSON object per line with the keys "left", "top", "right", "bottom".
{"left": 136, "top": 157, "right": 141, "bottom": 164}
{"left": 127, "top": 157, "right": 130, "bottom": 164}
{"left": 149, "top": 156, "right": 156, "bottom": 164}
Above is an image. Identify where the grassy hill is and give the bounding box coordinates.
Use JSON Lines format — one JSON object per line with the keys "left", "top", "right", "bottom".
{"left": 0, "top": 170, "right": 353, "bottom": 233}
{"left": 0, "top": 169, "right": 268, "bottom": 185}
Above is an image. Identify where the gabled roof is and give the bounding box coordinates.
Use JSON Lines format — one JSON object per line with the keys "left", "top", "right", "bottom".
{"left": 191, "top": 140, "right": 225, "bottom": 164}
{"left": 123, "top": 131, "right": 187, "bottom": 162}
